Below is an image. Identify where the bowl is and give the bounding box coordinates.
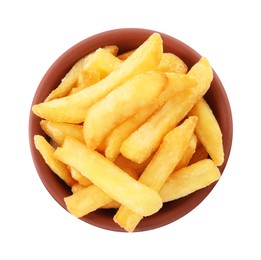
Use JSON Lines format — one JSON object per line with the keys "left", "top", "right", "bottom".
{"left": 29, "top": 28, "right": 233, "bottom": 232}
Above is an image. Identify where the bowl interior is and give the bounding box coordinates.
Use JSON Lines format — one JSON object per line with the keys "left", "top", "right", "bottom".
{"left": 29, "top": 28, "right": 233, "bottom": 232}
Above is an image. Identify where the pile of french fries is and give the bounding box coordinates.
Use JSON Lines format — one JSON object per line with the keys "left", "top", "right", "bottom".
{"left": 32, "top": 33, "right": 224, "bottom": 232}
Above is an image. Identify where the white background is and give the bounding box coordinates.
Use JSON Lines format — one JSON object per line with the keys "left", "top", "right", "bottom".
{"left": 1, "top": 0, "right": 260, "bottom": 259}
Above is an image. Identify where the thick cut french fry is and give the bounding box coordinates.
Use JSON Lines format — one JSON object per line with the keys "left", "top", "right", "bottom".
{"left": 113, "top": 206, "right": 143, "bottom": 232}
{"left": 65, "top": 185, "right": 112, "bottom": 218}
{"left": 71, "top": 183, "right": 86, "bottom": 194}
{"left": 54, "top": 137, "right": 163, "bottom": 217}
{"left": 160, "top": 159, "right": 221, "bottom": 203}
{"left": 117, "top": 49, "right": 135, "bottom": 60}
{"left": 69, "top": 70, "right": 100, "bottom": 94}
{"left": 44, "top": 45, "right": 118, "bottom": 102}
{"left": 189, "top": 138, "right": 209, "bottom": 164}
{"left": 139, "top": 116, "right": 198, "bottom": 191}
{"left": 120, "top": 57, "right": 213, "bottom": 163}
{"left": 103, "top": 107, "right": 156, "bottom": 161}
{"left": 102, "top": 45, "right": 119, "bottom": 56}
{"left": 102, "top": 201, "right": 121, "bottom": 209}
{"left": 83, "top": 71, "right": 167, "bottom": 150}
{"left": 34, "top": 135, "right": 75, "bottom": 187}
{"left": 175, "top": 134, "right": 197, "bottom": 170}
{"left": 32, "top": 33, "right": 163, "bottom": 123}
{"left": 67, "top": 167, "right": 137, "bottom": 215}
{"left": 104, "top": 73, "right": 197, "bottom": 161}
{"left": 40, "top": 120, "right": 84, "bottom": 146}
{"left": 71, "top": 166, "right": 139, "bottom": 196}
{"left": 188, "top": 98, "right": 224, "bottom": 166}
{"left": 113, "top": 116, "right": 198, "bottom": 232}
{"left": 114, "top": 154, "right": 153, "bottom": 175}
{"left": 69, "top": 167, "right": 92, "bottom": 187}
{"left": 157, "top": 53, "right": 188, "bottom": 74}
{"left": 83, "top": 48, "right": 122, "bottom": 79}
{"left": 44, "top": 56, "right": 87, "bottom": 102}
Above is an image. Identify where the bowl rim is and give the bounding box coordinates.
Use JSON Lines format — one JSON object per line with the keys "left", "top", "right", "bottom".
{"left": 29, "top": 28, "right": 233, "bottom": 232}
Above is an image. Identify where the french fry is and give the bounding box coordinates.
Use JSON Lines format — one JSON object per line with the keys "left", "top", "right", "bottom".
{"left": 44, "top": 45, "right": 118, "bottom": 102}
{"left": 102, "top": 45, "right": 119, "bottom": 56}
{"left": 65, "top": 185, "right": 112, "bottom": 218}
{"left": 69, "top": 167, "right": 92, "bottom": 187}
{"left": 44, "top": 55, "right": 87, "bottom": 102}
{"left": 71, "top": 182, "right": 86, "bottom": 194}
{"left": 66, "top": 167, "right": 137, "bottom": 214}
{"left": 103, "top": 107, "right": 156, "bottom": 161}
{"left": 188, "top": 98, "right": 224, "bottom": 166}
{"left": 157, "top": 53, "right": 188, "bottom": 74}
{"left": 160, "top": 159, "right": 221, "bottom": 203}
{"left": 34, "top": 135, "right": 75, "bottom": 187}
{"left": 139, "top": 116, "right": 198, "bottom": 191}
{"left": 102, "top": 201, "right": 121, "bottom": 209}
{"left": 104, "top": 73, "right": 197, "bottom": 161}
{"left": 120, "top": 57, "right": 213, "bottom": 163}
{"left": 71, "top": 166, "right": 138, "bottom": 196}
{"left": 54, "top": 137, "right": 163, "bottom": 216}
{"left": 40, "top": 120, "right": 84, "bottom": 146}
{"left": 114, "top": 154, "right": 153, "bottom": 175}
{"left": 189, "top": 137, "right": 209, "bottom": 164}
{"left": 119, "top": 51, "right": 188, "bottom": 75}
{"left": 113, "top": 116, "right": 198, "bottom": 232}
{"left": 83, "top": 71, "right": 167, "bottom": 150}
{"left": 69, "top": 70, "right": 100, "bottom": 94}
{"left": 83, "top": 48, "right": 122, "bottom": 79}
{"left": 117, "top": 49, "right": 135, "bottom": 60}
{"left": 175, "top": 134, "right": 197, "bottom": 170}
{"left": 32, "top": 33, "right": 163, "bottom": 123}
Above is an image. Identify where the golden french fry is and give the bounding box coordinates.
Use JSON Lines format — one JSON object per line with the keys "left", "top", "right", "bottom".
{"left": 114, "top": 154, "right": 152, "bottom": 175}
{"left": 102, "top": 201, "right": 121, "bottom": 209}
{"left": 44, "top": 55, "right": 87, "bottom": 102}
{"left": 160, "top": 159, "right": 221, "bottom": 203}
{"left": 44, "top": 45, "right": 118, "bottom": 101}
{"left": 69, "top": 167, "right": 92, "bottom": 187}
{"left": 65, "top": 185, "right": 112, "bottom": 218}
{"left": 67, "top": 167, "right": 138, "bottom": 214}
{"left": 69, "top": 70, "right": 100, "bottom": 94}
{"left": 120, "top": 57, "right": 213, "bottom": 163}
{"left": 189, "top": 137, "right": 209, "bottom": 164}
{"left": 71, "top": 167, "right": 138, "bottom": 196}
{"left": 188, "top": 57, "right": 213, "bottom": 87}
{"left": 114, "top": 206, "right": 143, "bottom": 232}
{"left": 175, "top": 134, "right": 197, "bottom": 170}
{"left": 71, "top": 182, "right": 86, "bottom": 194}
{"left": 188, "top": 98, "right": 224, "bottom": 166}
{"left": 34, "top": 135, "right": 75, "bottom": 187}
{"left": 103, "top": 107, "right": 154, "bottom": 161}
{"left": 113, "top": 116, "right": 198, "bottom": 232}
{"left": 83, "top": 48, "right": 122, "bottom": 79}
{"left": 104, "top": 73, "right": 197, "bottom": 161}
{"left": 83, "top": 71, "right": 167, "bottom": 150}
{"left": 102, "top": 45, "right": 119, "bottom": 56}
{"left": 139, "top": 116, "right": 198, "bottom": 191}
{"left": 40, "top": 120, "right": 84, "bottom": 146}
{"left": 69, "top": 45, "right": 119, "bottom": 94}
{"left": 157, "top": 53, "right": 188, "bottom": 74}
{"left": 54, "top": 137, "right": 163, "bottom": 217}
{"left": 117, "top": 49, "right": 135, "bottom": 60}
{"left": 32, "top": 33, "right": 163, "bottom": 123}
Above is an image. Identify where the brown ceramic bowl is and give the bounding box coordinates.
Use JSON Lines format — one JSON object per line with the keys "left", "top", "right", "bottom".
{"left": 29, "top": 28, "right": 233, "bottom": 232}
